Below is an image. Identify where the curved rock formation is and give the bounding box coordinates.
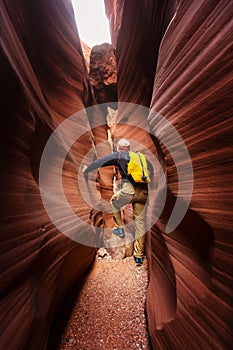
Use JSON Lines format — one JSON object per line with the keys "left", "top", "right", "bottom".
{"left": 1, "top": 0, "right": 233, "bottom": 349}
{"left": 0, "top": 1, "right": 96, "bottom": 349}
{"left": 106, "top": 0, "right": 233, "bottom": 348}
{"left": 147, "top": 1, "right": 233, "bottom": 347}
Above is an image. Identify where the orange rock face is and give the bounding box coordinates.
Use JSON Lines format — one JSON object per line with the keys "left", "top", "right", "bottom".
{"left": 1, "top": 0, "right": 232, "bottom": 349}
{"left": 107, "top": 0, "right": 233, "bottom": 349}
{"left": 1, "top": 1, "right": 96, "bottom": 349}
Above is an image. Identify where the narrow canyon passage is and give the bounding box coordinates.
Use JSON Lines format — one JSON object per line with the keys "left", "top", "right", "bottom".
{"left": 1, "top": 1, "right": 232, "bottom": 349}
{"left": 57, "top": 256, "right": 150, "bottom": 350}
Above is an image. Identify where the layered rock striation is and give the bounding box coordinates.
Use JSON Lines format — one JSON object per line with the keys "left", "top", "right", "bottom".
{"left": 105, "top": 0, "right": 233, "bottom": 348}
{"left": 0, "top": 0, "right": 233, "bottom": 349}
{"left": 0, "top": 1, "right": 96, "bottom": 349}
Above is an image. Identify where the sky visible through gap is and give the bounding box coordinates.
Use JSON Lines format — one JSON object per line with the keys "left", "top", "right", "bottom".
{"left": 71, "top": 0, "right": 111, "bottom": 48}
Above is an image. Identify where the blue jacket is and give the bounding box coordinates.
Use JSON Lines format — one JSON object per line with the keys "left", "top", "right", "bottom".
{"left": 84, "top": 151, "right": 154, "bottom": 184}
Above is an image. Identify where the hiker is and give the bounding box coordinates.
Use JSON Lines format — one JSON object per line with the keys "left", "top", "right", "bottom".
{"left": 83, "top": 139, "right": 154, "bottom": 266}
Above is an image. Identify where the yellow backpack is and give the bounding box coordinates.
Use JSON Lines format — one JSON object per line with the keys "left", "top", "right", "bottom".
{"left": 127, "top": 151, "right": 150, "bottom": 183}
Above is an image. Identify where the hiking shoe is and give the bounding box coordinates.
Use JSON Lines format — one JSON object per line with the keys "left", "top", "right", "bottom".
{"left": 134, "top": 257, "right": 143, "bottom": 266}
{"left": 112, "top": 227, "right": 125, "bottom": 238}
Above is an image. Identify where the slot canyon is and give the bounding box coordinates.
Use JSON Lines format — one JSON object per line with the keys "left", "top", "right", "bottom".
{"left": 0, "top": 0, "right": 232, "bottom": 349}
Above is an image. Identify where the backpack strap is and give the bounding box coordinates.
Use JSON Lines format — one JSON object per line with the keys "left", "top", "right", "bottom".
{"left": 137, "top": 152, "right": 146, "bottom": 179}
{"left": 118, "top": 151, "right": 130, "bottom": 179}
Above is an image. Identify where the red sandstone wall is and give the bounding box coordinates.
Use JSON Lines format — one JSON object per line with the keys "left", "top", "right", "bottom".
{"left": 107, "top": 0, "right": 233, "bottom": 348}
{"left": 147, "top": 1, "right": 233, "bottom": 348}
{"left": 1, "top": 0, "right": 233, "bottom": 349}
{"left": 114, "top": 0, "right": 177, "bottom": 107}
{"left": 0, "top": 1, "right": 96, "bottom": 349}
